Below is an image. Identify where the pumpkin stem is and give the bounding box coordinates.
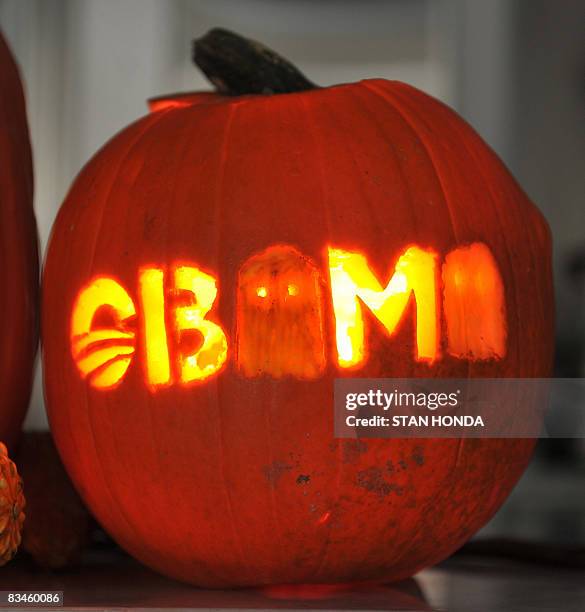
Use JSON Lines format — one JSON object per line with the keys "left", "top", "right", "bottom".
{"left": 192, "top": 28, "right": 318, "bottom": 96}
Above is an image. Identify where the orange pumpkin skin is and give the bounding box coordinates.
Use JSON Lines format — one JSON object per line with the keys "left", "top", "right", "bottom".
{"left": 0, "top": 442, "right": 25, "bottom": 565}
{"left": 0, "top": 31, "right": 38, "bottom": 450}
{"left": 43, "top": 79, "right": 553, "bottom": 587}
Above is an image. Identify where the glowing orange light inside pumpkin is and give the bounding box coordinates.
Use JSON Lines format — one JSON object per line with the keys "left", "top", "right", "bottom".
{"left": 442, "top": 242, "right": 507, "bottom": 359}
{"left": 71, "top": 277, "right": 136, "bottom": 389}
{"left": 173, "top": 266, "right": 228, "bottom": 383}
{"left": 71, "top": 267, "right": 227, "bottom": 390}
{"left": 71, "top": 242, "right": 507, "bottom": 391}
{"left": 139, "top": 268, "right": 171, "bottom": 388}
{"left": 328, "top": 246, "right": 439, "bottom": 367}
{"left": 236, "top": 245, "right": 326, "bottom": 379}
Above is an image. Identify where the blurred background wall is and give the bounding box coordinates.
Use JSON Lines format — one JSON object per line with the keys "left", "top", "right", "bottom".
{"left": 1, "top": 0, "right": 584, "bottom": 538}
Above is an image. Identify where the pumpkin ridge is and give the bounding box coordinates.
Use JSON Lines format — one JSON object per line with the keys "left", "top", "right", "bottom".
{"left": 296, "top": 92, "right": 346, "bottom": 581}
{"left": 209, "top": 101, "right": 255, "bottom": 582}
{"left": 79, "top": 112, "right": 173, "bottom": 553}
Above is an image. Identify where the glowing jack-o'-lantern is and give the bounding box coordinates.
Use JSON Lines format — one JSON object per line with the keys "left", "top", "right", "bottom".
{"left": 0, "top": 30, "right": 38, "bottom": 449}
{"left": 237, "top": 245, "right": 326, "bottom": 379}
{"left": 42, "top": 30, "right": 554, "bottom": 587}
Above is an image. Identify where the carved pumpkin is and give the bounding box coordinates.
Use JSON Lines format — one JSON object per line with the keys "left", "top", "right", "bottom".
{"left": 0, "top": 31, "right": 38, "bottom": 449}
{"left": 42, "top": 30, "right": 554, "bottom": 586}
